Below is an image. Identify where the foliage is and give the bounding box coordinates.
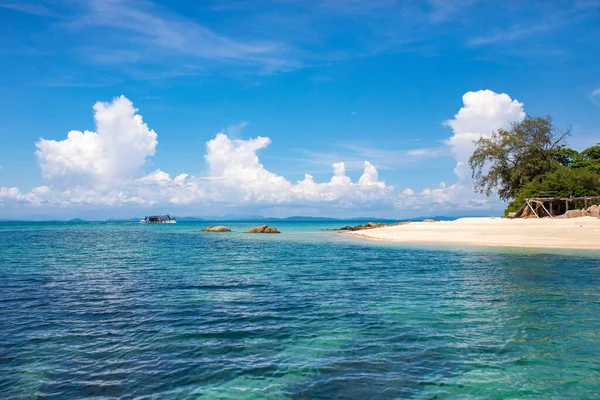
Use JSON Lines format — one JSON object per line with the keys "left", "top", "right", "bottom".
{"left": 572, "top": 144, "right": 600, "bottom": 173}
{"left": 469, "top": 115, "right": 570, "bottom": 201}
{"left": 550, "top": 147, "right": 579, "bottom": 167}
{"left": 505, "top": 167, "right": 600, "bottom": 215}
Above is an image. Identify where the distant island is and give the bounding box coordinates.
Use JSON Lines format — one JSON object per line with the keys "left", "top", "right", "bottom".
{"left": 1, "top": 215, "right": 463, "bottom": 222}
{"left": 345, "top": 115, "right": 600, "bottom": 250}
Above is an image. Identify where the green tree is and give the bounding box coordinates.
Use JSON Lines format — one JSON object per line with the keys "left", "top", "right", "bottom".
{"left": 469, "top": 115, "right": 570, "bottom": 201}
{"left": 550, "top": 147, "right": 579, "bottom": 167}
{"left": 572, "top": 144, "right": 600, "bottom": 173}
{"left": 506, "top": 167, "right": 600, "bottom": 214}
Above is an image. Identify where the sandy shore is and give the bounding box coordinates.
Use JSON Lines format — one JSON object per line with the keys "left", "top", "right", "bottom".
{"left": 344, "top": 217, "right": 600, "bottom": 250}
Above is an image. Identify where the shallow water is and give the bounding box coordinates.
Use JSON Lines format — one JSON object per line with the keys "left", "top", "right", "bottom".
{"left": 1, "top": 221, "right": 600, "bottom": 399}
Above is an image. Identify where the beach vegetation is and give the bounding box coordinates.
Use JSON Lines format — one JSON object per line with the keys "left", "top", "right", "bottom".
{"left": 572, "top": 144, "right": 600, "bottom": 173}
{"left": 505, "top": 166, "right": 600, "bottom": 214}
{"left": 469, "top": 115, "right": 570, "bottom": 201}
{"left": 469, "top": 114, "right": 600, "bottom": 214}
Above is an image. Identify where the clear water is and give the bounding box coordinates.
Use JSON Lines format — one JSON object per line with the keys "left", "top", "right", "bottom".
{"left": 1, "top": 221, "right": 600, "bottom": 399}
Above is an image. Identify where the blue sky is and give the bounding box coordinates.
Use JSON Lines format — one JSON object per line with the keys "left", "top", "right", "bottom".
{"left": 0, "top": 0, "right": 599, "bottom": 219}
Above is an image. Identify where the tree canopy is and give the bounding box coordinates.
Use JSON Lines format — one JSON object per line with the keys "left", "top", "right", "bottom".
{"left": 468, "top": 115, "right": 570, "bottom": 201}
{"left": 468, "top": 113, "right": 599, "bottom": 214}
{"left": 572, "top": 144, "right": 600, "bottom": 173}
{"left": 505, "top": 166, "right": 600, "bottom": 214}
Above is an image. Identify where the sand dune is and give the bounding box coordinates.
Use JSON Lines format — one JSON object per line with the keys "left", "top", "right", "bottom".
{"left": 344, "top": 217, "right": 600, "bottom": 250}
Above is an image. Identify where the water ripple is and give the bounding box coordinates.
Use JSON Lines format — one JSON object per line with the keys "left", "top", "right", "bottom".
{"left": 1, "top": 221, "right": 600, "bottom": 398}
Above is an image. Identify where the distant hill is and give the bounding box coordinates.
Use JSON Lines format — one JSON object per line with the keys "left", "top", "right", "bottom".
{"left": 175, "top": 217, "right": 206, "bottom": 221}
{"left": 266, "top": 216, "right": 339, "bottom": 221}
{"left": 174, "top": 215, "right": 460, "bottom": 222}
{"left": 0, "top": 215, "right": 465, "bottom": 223}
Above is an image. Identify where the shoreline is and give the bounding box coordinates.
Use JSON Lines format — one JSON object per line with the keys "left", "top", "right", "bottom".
{"left": 342, "top": 217, "right": 600, "bottom": 250}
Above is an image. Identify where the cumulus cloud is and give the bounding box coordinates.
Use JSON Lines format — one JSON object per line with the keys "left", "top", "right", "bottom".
{"left": 35, "top": 96, "right": 157, "bottom": 187}
{"left": 200, "top": 136, "right": 391, "bottom": 205}
{"left": 204, "top": 133, "right": 293, "bottom": 203}
{"left": 0, "top": 186, "right": 45, "bottom": 207}
{"left": 2, "top": 95, "right": 390, "bottom": 211}
{"left": 401, "top": 90, "right": 525, "bottom": 212}
{"left": 444, "top": 90, "right": 525, "bottom": 180}
{"left": 1, "top": 91, "right": 524, "bottom": 216}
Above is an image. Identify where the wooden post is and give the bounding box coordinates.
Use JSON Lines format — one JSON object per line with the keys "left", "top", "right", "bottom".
{"left": 549, "top": 201, "right": 553, "bottom": 216}
{"left": 526, "top": 200, "right": 540, "bottom": 218}
{"left": 539, "top": 201, "right": 554, "bottom": 219}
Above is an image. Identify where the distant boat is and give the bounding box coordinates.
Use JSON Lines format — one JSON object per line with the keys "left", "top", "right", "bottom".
{"left": 140, "top": 215, "right": 177, "bottom": 224}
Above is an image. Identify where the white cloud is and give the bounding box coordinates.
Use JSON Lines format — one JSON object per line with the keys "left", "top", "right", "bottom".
{"left": 398, "top": 90, "right": 525, "bottom": 213}
{"left": 0, "top": 186, "right": 44, "bottom": 207}
{"left": 0, "top": 2, "right": 56, "bottom": 17}
{"left": 204, "top": 133, "right": 293, "bottom": 203}
{"left": 1, "top": 91, "right": 523, "bottom": 216}
{"left": 201, "top": 136, "right": 391, "bottom": 205}
{"left": 444, "top": 90, "right": 525, "bottom": 180}
{"left": 35, "top": 96, "right": 157, "bottom": 187}
{"left": 467, "top": 24, "right": 550, "bottom": 46}
{"left": 0, "top": 187, "right": 22, "bottom": 201}
{"left": 358, "top": 161, "right": 385, "bottom": 188}
{"left": 73, "top": 0, "right": 294, "bottom": 74}
{"left": 3, "top": 96, "right": 391, "bottom": 212}
{"left": 225, "top": 121, "right": 250, "bottom": 138}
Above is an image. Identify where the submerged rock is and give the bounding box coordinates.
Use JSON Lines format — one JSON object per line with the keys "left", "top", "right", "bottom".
{"left": 200, "top": 226, "right": 231, "bottom": 232}
{"left": 246, "top": 225, "right": 280, "bottom": 234}
{"left": 422, "top": 219, "right": 435, "bottom": 222}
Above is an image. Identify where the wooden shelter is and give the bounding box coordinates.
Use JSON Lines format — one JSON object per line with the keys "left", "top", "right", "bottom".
{"left": 510, "top": 196, "right": 600, "bottom": 218}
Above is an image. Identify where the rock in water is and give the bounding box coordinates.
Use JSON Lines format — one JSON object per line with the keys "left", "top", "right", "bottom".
{"left": 200, "top": 226, "right": 231, "bottom": 232}
{"left": 246, "top": 225, "right": 280, "bottom": 234}
{"left": 336, "top": 222, "right": 395, "bottom": 231}
{"left": 364, "top": 222, "right": 390, "bottom": 229}
{"left": 422, "top": 219, "right": 435, "bottom": 222}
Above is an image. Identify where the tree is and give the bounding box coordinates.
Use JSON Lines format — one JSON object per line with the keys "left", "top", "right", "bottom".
{"left": 550, "top": 147, "right": 579, "bottom": 167}
{"left": 505, "top": 166, "right": 600, "bottom": 215}
{"left": 469, "top": 115, "right": 570, "bottom": 201}
{"left": 572, "top": 143, "right": 600, "bottom": 173}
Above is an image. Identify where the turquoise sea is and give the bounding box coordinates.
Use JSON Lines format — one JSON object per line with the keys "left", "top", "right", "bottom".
{"left": 1, "top": 221, "right": 600, "bottom": 399}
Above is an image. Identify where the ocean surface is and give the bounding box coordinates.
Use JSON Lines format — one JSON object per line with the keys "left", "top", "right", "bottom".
{"left": 1, "top": 221, "right": 600, "bottom": 399}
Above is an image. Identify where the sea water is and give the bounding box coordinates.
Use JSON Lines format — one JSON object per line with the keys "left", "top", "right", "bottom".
{"left": 1, "top": 221, "right": 599, "bottom": 399}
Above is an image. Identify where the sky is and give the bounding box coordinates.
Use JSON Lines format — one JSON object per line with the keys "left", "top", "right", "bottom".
{"left": 0, "top": 0, "right": 599, "bottom": 219}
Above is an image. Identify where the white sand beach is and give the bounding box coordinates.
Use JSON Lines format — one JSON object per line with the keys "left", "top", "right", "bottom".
{"left": 345, "top": 217, "right": 600, "bottom": 250}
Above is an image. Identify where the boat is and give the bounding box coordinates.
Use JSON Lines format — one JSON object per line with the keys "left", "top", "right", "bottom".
{"left": 140, "top": 215, "right": 177, "bottom": 224}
